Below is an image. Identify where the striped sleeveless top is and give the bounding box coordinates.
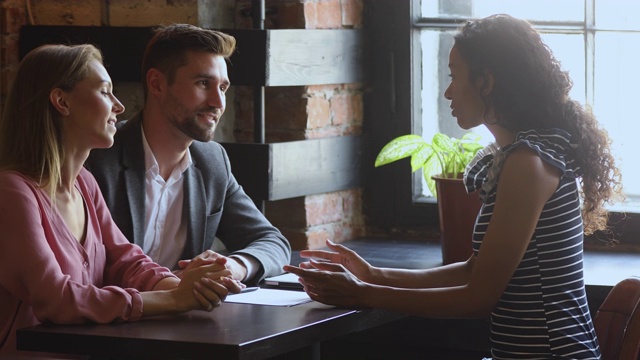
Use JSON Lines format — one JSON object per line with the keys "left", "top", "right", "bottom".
{"left": 464, "top": 129, "right": 601, "bottom": 359}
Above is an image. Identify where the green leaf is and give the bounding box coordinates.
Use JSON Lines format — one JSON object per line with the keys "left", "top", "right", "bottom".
{"left": 374, "top": 135, "right": 427, "bottom": 167}
{"left": 375, "top": 131, "right": 485, "bottom": 193}
{"left": 410, "top": 144, "right": 433, "bottom": 172}
{"left": 432, "top": 133, "right": 455, "bottom": 153}
{"left": 423, "top": 159, "right": 440, "bottom": 197}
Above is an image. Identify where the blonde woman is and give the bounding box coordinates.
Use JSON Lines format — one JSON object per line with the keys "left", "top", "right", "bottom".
{"left": 0, "top": 44, "right": 242, "bottom": 355}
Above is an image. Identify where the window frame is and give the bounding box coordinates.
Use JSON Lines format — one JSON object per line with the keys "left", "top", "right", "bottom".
{"left": 364, "top": 0, "right": 639, "bottom": 245}
{"left": 365, "top": 0, "right": 438, "bottom": 230}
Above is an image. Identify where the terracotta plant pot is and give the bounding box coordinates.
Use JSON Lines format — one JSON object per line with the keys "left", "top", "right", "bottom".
{"left": 433, "top": 176, "right": 482, "bottom": 265}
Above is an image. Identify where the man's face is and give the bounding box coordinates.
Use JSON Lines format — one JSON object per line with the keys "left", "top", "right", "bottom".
{"left": 161, "top": 51, "right": 230, "bottom": 142}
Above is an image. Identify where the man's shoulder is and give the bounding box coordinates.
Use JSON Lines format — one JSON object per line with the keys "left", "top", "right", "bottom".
{"left": 189, "top": 141, "right": 230, "bottom": 175}
{"left": 190, "top": 140, "right": 226, "bottom": 158}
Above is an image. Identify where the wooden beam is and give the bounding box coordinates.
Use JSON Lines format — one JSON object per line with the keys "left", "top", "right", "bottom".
{"left": 219, "top": 142, "right": 271, "bottom": 202}
{"left": 264, "top": 29, "right": 363, "bottom": 86}
{"left": 270, "top": 135, "right": 363, "bottom": 199}
{"left": 19, "top": 26, "right": 150, "bottom": 82}
{"left": 221, "top": 135, "right": 363, "bottom": 202}
{"left": 18, "top": 26, "right": 363, "bottom": 86}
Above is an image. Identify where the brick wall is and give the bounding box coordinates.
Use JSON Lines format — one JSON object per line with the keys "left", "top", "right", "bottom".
{"left": 234, "top": 0, "right": 365, "bottom": 249}
{"left": 0, "top": 0, "right": 366, "bottom": 250}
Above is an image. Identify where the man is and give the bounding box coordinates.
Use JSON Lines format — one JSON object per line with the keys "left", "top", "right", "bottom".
{"left": 86, "top": 24, "right": 291, "bottom": 285}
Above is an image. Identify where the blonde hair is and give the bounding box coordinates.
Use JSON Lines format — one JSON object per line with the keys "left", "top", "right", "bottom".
{"left": 0, "top": 44, "right": 103, "bottom": 195}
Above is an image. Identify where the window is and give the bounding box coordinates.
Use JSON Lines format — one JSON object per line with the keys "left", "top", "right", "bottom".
{"left": 365, "top": 0, "right": 640, "bottom": 241}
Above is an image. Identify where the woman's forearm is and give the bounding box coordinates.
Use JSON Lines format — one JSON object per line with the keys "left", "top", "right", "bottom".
{"left": 369, "top": 256, "right": 475, "bottom": 289}
{"left": 361, "top": 281, "right": 492, "bottom": 319}
{"left": 152, "top": 276, "right": 180, "bottom": 291}
{"left": 140, "top": 289, "right": 184, "bottom": 318}
{"left": 138, "top": 277, "right": 181, "bottom": 317}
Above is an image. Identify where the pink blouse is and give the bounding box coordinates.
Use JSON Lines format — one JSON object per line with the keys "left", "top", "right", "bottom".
{"left": 0, "top": 169, "right": 176, "bottom": 354}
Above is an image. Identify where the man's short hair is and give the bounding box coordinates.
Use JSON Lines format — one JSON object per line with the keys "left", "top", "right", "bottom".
{"left": 141, "top": 24, "right": 236, "bottom": 98}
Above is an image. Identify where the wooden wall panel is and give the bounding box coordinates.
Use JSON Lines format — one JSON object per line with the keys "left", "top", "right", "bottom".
{"left": 18, "top": 26, "right": 363, "bottom": 86}
{"left": 265, "top": 29, "right": 363, "bottom": 86}
{"left": 221, "top": 135, "right": 363, "bottom": 202}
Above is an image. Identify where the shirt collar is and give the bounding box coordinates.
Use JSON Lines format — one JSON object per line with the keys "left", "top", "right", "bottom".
{"left": 141, "top": 126, "right": 192, "bottom": 180}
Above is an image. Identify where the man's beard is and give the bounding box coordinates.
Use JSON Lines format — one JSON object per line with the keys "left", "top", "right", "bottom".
{"left": 164, "top": 94, "right": 218, "bottom": 142}
{"left": 176, "top": 114, "right": 217, "bottom": 142}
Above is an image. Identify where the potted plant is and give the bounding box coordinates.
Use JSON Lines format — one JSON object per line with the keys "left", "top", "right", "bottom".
{"left": 375, "top": 132, "right": 484, "bottom": 264}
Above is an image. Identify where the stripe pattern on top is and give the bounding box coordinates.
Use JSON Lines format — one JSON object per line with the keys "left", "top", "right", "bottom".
{"left": 464, "top": 129, "right": 600, "bottom": 359}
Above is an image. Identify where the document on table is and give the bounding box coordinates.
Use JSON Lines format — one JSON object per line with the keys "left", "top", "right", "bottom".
{"left": 225, "top": 288, "right": 312, "bottom": 307}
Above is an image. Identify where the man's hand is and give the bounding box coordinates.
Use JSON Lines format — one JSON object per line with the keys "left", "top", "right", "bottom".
{"left": 175, "top": 257, "right": 245, "bottom": 312}
{"left": 225, "top": 256, "right": 248, "bottom": 282}
{"left": 176, "top": 250, "right": 248, "bottom": 281}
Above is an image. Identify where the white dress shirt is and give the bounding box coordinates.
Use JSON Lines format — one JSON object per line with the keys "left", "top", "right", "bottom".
{"left": 141, "top": 128, "right": 191, "bottom": 269}
{"left": 140, "top": 129, "right": 257, "bottom": 280}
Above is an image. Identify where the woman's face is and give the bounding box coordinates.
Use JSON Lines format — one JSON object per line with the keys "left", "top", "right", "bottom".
{"left": 62, "top": 60, "right": 124, "bottom": 150}
{"left": 443, "top": 45, "right": 488, "bottom": 130}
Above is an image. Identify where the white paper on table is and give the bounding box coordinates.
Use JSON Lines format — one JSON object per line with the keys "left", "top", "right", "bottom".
{"left": 225, "top": 288, "right": 312, "bottom": 306}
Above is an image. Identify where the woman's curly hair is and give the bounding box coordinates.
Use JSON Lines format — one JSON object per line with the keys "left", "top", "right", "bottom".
{"left": 454, "top": 14, "right": 623, "bottom": 234}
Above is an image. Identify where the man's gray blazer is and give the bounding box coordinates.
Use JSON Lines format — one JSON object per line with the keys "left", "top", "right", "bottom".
{"left": 85, "top": 112, "right": 291, "bottom": 284}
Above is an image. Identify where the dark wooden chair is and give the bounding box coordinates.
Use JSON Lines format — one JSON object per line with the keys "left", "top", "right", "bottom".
{"left": 594, "top": 276, "right": 640, "bottom": 360}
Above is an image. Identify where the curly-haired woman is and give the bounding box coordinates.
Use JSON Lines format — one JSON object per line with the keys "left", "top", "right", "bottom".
{"left": 285, "top": 14, "right": 622, "bottom": 359}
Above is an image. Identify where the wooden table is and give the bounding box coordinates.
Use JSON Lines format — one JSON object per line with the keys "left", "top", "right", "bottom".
{"left": 16, "top": 300, "right": 403, "bottom": 360}
{"left": 17, "top": 237, "right": 639, "bottom": 359}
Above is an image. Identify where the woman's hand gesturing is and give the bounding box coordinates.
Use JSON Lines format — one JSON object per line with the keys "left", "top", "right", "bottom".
{"left": 297, "top": 239, "right": 376, "bottom": 283}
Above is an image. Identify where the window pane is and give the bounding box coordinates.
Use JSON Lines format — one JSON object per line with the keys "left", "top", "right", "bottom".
{"left": 539, "top": 33, "right": 586, "bottom": 105}
{"left": 420, "top": 30, "right": 458, "bottom": 144}
{"left": 596, "top": 0, "right": 640, "bottom": 30}
{"left": 594, "top": 32, "right": 640, "bottom": 198}
{"left": 421, "top": 0, "right": 583, "bottom": 21}
{"left": 420, "top": 29, "right": 446, "bottom": 198}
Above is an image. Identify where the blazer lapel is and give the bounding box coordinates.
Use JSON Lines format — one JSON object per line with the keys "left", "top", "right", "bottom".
{"left": 120, "top": 114, "right": 147, "bottom": 249}
{"left": 181, "top": 164, "right": 207, "bottom": 260}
